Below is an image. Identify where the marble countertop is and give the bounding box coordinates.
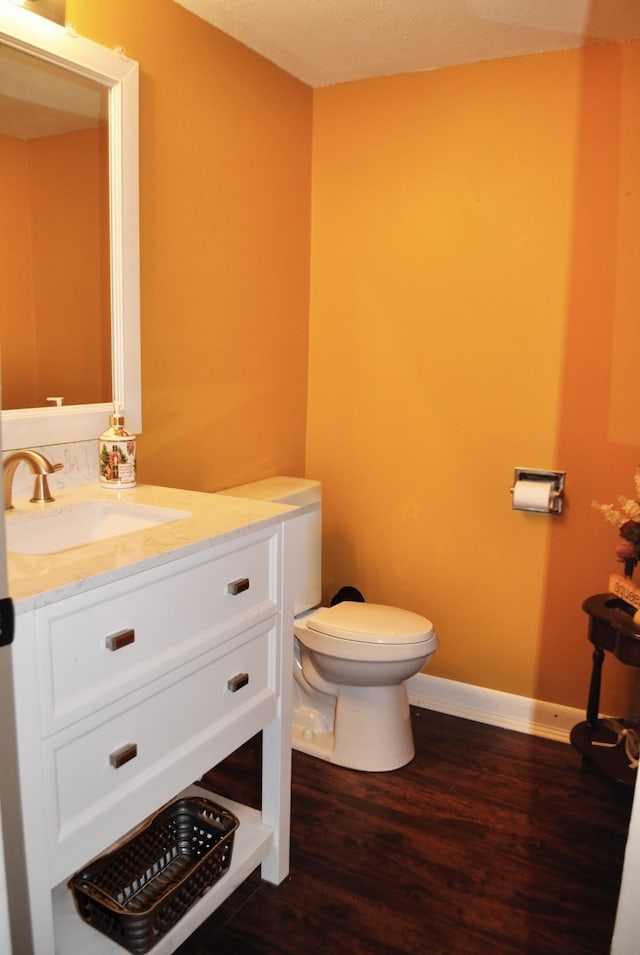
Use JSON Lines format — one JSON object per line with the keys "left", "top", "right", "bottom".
{"left": 6, "top": 483, "right": 297, "bottom": 611}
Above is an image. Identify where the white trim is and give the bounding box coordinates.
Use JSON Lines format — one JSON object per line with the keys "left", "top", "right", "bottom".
{"left": 407, "top": 672, "right": 584, "bottom": 743}
{"left": 0, "top": 5, "right": 141, "bottom": 449}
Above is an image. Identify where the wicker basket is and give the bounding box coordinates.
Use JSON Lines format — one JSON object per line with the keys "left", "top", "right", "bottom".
{"left": 68, "top": 796, "right": 239, "bottom": 954}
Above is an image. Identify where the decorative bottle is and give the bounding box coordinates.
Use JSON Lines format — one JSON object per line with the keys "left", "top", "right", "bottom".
{"left": 99, "top": 404, "right": 137, "bottom": 488}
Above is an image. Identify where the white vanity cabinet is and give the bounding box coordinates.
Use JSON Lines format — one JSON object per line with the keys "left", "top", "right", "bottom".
{"left": 7, "top": 505, "right": 295, "bottom": 955}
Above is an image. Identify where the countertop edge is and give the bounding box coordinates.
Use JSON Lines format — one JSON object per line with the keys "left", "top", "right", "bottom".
{"left": 7, "top": 483, "right": 306, "bottom": 612}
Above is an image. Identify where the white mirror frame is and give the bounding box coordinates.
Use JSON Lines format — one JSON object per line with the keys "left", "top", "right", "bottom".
{"left": 0, "top": 4, "right": 140, "bottom": 450}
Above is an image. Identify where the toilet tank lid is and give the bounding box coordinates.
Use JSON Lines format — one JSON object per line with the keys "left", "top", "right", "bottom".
{"left": 218, "top": 476, "right": 321, "bottom": 507}
{"left": 307, "top": 602, "right": 435, "bottom": 645}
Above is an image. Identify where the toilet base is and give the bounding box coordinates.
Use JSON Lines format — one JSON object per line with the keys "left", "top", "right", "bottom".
{"left": 292, "top": 682, "right": 415, "bottom": 772}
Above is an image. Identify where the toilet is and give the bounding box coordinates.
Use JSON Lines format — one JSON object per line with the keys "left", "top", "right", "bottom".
{"left": 218, "top": 477, "right": 439, "bottom": 771}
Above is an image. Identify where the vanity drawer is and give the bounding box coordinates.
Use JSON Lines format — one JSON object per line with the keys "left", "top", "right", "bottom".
{"left": 37, "top": 529, "right": 279, "bottom": 736}
{"left": 44, "top": 619, "right": 277, "bottom": 880}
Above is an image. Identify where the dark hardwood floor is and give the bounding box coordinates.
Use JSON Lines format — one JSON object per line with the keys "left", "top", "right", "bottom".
{"left": 178, "top": 708, "right": 633, "bottom": 955}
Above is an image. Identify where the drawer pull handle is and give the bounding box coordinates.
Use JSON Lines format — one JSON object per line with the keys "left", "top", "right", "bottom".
{"left": 227, "top": 672, "right": 249, "bottom": 693}
{"left": 105, "top": 628, "right": 135, "bottom": 651}
{"left": 228, "top": 578, "right": 250, "bottom": 596}
{"left": 109, "top": 743, "right": 138, "bottom": 769}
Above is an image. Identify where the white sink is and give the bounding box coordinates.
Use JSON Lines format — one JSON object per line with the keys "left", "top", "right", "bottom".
{"left": 5, "top": 500, "right": 191, "bottom": 555}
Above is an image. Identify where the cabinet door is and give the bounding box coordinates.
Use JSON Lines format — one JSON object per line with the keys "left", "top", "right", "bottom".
{"left": 0, "top": 431, "right": 18, "bottom": 954}
{"left": 0, "top": 804, "right": 10, "bottom": 955}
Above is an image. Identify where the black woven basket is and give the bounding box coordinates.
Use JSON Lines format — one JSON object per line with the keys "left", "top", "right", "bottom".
{"left": 68, "top": 796, "right": 239, "bottom": 954}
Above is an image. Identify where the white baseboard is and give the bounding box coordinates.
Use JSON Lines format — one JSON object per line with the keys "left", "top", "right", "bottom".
{"left": 407, "top": 672, "right": 585, "bottom": 744}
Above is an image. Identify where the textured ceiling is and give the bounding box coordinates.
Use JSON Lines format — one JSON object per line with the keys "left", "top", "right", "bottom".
{"left": 174, "top": 0, "right": 640, "bottom": 87}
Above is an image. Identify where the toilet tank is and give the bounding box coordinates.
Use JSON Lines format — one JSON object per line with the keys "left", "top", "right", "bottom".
{"left": 217, "top": 476, "right": 322, "bottom": 616}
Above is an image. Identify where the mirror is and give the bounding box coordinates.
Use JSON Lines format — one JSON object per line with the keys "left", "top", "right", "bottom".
{"left": 0, "top": 43, "right": 111, "bottom": 411}
{"left": 0, "top": 5, "right": 140, "bottom": 450}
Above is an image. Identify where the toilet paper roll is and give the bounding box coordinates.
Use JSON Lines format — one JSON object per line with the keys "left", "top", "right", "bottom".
{"left": 512, "top": 480, "right": 555, "bottom": 512}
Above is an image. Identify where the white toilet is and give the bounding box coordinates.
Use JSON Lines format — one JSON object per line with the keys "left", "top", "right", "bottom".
{"left": 218, "top": 476, "right": 439, "bottom": 771}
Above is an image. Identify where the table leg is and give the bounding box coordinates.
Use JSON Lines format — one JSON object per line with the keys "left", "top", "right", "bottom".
{"left": 586, "top": 646, "right": 604, "bottom": 727}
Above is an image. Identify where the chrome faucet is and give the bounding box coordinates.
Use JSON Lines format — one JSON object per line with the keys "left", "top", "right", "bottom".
{"left": 3, "top": 450, "right": 64, "bottom": 510}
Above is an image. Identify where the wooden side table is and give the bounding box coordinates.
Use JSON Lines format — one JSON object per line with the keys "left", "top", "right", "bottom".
{"left": 570, "top": 593, "right": 640, "bottom": 786}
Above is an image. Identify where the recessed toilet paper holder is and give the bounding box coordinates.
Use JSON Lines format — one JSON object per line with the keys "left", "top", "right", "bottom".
{"left": 511, "top": 468, "right": 566, "bottom": 514}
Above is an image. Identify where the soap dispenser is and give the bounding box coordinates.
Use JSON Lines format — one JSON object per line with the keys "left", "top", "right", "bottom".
{"left": 99, "top": 404, "right": 137, "bottom": 488}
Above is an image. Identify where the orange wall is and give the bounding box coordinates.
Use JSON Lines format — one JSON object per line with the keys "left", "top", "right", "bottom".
{"left": 28, "top": 127, "right": 111, "bottom": 406}
{"left": 0, "top": 128, "right": 110, "bottom": 408}
{"left": 67, "top": 0, "right": 313, "bottom": 492}
{"left": 308, "top": 44, "right": 640, "bottom": 713}
{"left": 64, "top": 1, "right": 640, "bottom": 712}
{"left": 0, "top": 135, "right": 36, "bottom": 408}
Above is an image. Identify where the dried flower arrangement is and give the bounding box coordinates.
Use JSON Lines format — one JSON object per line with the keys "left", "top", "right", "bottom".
{"left": 592, "top": 469, "right": 640, "bottom": 579}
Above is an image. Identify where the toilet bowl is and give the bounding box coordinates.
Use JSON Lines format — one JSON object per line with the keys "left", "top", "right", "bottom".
{"left": 294, "top": 601, "right": 438, "bottom": 770}
{"left": 218, "top": 477, "right": 439, "bottom": 772}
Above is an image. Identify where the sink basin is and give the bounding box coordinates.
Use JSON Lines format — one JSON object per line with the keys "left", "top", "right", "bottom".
{"left": 5, "top": 500, "right": 191, "bottom": 555}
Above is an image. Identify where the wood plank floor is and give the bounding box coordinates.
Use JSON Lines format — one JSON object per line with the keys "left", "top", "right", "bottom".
{"left": 177, "top": 708, "right": 633, "bottom": 955}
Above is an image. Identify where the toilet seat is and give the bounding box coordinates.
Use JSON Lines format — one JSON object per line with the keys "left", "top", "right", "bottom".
{"left": 306, "top": 602, "right": 434, "bottom": 645}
